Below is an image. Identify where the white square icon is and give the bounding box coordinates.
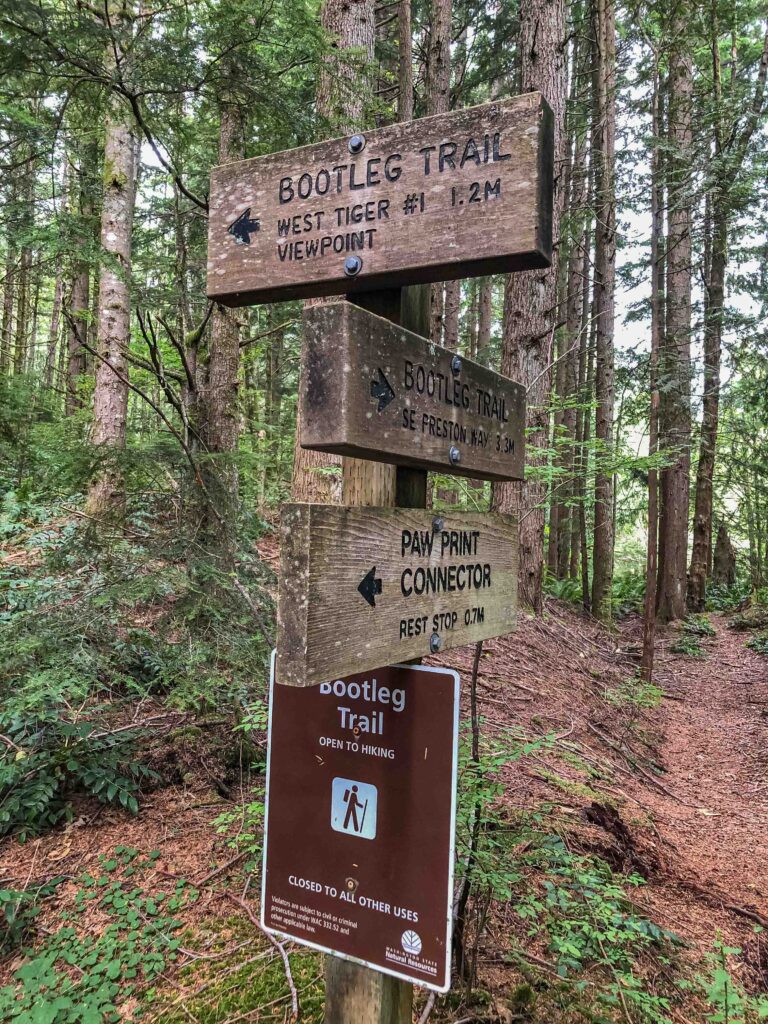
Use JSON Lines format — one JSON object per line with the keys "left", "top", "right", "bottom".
{"left": 331, "top": 778, "right": 377, "bottom": 840}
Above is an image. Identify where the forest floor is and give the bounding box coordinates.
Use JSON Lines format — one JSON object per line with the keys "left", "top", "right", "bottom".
{"left": 1, "top": 556, "right": 767, "bottom": 1022}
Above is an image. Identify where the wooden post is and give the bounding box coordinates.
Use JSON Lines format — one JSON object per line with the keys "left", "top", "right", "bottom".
{"left": 323, "top": 284, "right": 429, "bottom": 1023}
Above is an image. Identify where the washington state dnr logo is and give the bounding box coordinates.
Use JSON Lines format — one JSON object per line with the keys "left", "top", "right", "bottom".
{"left": 228, "top": 208, "right": 260, "bottom": 245}
{"left": 401, "top": 930, "right": 422, "bottom": 956}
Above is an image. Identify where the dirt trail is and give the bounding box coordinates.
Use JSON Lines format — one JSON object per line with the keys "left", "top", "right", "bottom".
{"left": 630, "top": 615, "right": 768, "bottom": 947}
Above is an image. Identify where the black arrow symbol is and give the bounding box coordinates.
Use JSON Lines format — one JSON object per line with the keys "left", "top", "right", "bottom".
{"left": 358, "top": 566, "right": 383, "bottom": 608}
{"left": 228, "top": 208, "right": 261, "bottom": 245}
{"left": 370, "top": 368, "right": 395, "bottom": 412}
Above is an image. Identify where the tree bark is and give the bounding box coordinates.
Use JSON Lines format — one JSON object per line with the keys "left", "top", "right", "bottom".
{"left": 589, "top": 0, "right": 617, "bottom": 622}
{"left": 558, "top": 54, "right": 588, "bottom": 580}
{"left": 427, "top": 0, "right": 453, "bottom": 346}
{"left": 443, "top": 280, "right": 460, "bottom": 349}
{"left": 398, "top": 0, "right": 413, "bottom": 121}
{"left": 44, "top": 266, "right": 63, "bottom": 390}
{"left": 712, "top": 522, "right": 736, "bottom": 587}
{"left": 65, "top": 261, "right": 90, "bottom": 415}
{"left": 477, "top": 278, "right": 492, "bottom": 363}
{"left": 197, "top": 98, "right": 246, "bottom": 552}
{"left": 1, "top": 171, "right": 18, "bottom": 378}
{"left": 291, "top": 0, "right": 377, "bottom": 503}
{"left": 687, "top": 22, "right": 768, "bottom": 609}
{"left": 86, "top": 21, "right": 137, "bottom": 516}
{"left": 687, "top": 208, "right": 725, "bottom": 611}
{"left": 656, "top": 4, "right": 693, "bottom": 623}
{"left": 491, "top": 0, "right": 567, "bottom": 613}
{"left": 641, "top": 57, "right": 664, "bottom": 682}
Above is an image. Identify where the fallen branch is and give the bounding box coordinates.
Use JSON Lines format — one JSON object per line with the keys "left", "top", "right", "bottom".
{"left": 725, "top": 902, "right": 768, "bottom": 930}
{"left": 197, "top": 850, "right": 247, "bottom": 886}
{"left": 418, "top": 991, "right": 436, "bottom": 1024}
{"left": 225, "top": 893, "right": 299, "bottom": 1021}
{"left": 232, "top": 574, "right": 275, "bottom": 646}
{"left": 586, "top": 721, "right": 705, "bottom": 810}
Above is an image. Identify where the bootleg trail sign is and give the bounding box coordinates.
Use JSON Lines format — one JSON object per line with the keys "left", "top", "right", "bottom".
{"left": 301, "top": 301, "right": 526, "bottom": 481}
{"left": 207, "top": 92, "right": 553, "bottom": 305}
{"left": 277, "top": 504, "right": 517, "bottom": 687}
{"left": 262, "top": 658, "right": 459, "bottom": 992}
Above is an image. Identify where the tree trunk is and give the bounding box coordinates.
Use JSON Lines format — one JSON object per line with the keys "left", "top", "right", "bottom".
{"left": 466, "top": 279, "right": 478, "bottom": 358}
{"left": 687, "top": 208, "right": 725, "bottom": 611}
{"left": 197, "top": 98, "right": 246, "bottom": 552}
{"left": 1, "top": 171, "right": 18, "bottom": 378}
{"left": 443, "top": 280, "right": 460, "bottom": 349}
{"left": 427, "top": 0, "right": 452, "bottom": 346}
{"left": 712, "top": 522, "right": 736, "bottom": 587}
{"left": 558, "top": 60, "right": 588, "bottom": 579}
{"left": 65, "top": 263, "right": 90, "bottom": 415}
{"left": 291, "top": 0, "right": 377, "bottom": 503}
{"left": 571, "top": 158, "right": 593, "bottom": 587}
{"left": 656, "top": 6, "right": 693, "bottom": 622}
{"left": 589, "top": 0, "right": 617, "bottom": 622}
{"left": 44, "top": 267, "right": 63, "bottom": 390}
{"left": 477, "top": 278, "right": 492, "bottom": 363}
{"left": 13, "top": 247, "right": 31, "bottom": 376}
{"left": 398, "top": 0, "right": 413, "bottom": 121}
{"left": 86, "top": 38, "right": 137, "bottom": 516}
{"left": 12, "top": 150, "right": 35, "bottom": 378}
{"left": 641, "top": 58, "right": 664, "bottom": 682}
{"left": 491, "top": 0, "right": 566, "bottom": 613}
{"left": 686, "top": 23, "right": 768, "bottom": 608}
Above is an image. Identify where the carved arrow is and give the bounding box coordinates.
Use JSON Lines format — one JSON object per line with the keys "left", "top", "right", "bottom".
{"left": 370, "top": 368, "right": 395, "bottom": 412}
{"left": 357, "top": 566, "right": 383, "bottom": 608}
{"left": 228, "top": 208, "right": 261, "bottom": 245}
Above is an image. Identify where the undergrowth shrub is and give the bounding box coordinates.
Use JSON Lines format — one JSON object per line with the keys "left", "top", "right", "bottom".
{"left": 0, "top": 881, "right": 63, "bottom": 953}
{"left": 0, "top": 848, "right": 199, "bottom": 1024}
{"left": 683, "top": 614, "right": 717, "bottom": 637}
{"left": 0, "top": 497, "right": 273, "bottom": 839}
{"left": 605, "top": 674, "right": 664, "bottom": 709}
{"left": 706, "top": 581, "right": 752, "bottom": 612}
{"left": 516, "top": 835, "right": 681, "bottom": 1021}
{"left": 670, "top": 634, "right": 706, "bottom": 657}
{"left": 545, "top": 574, "right": 583, "bottom": 605}
{"left": 682, "top": 938, "right": 768, "bottom": 1023}
{"left": 746, "top": 632, "right": 768, "bottom": 655}
{"left": 0, "top": 708, "right": 153, "bottom": 840}
{"left": 611, "top": 571, "right": 646, "bottom": 616}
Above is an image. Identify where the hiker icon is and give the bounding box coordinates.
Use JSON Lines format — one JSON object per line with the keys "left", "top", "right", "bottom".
{"left": 331, "top": 777, "right": 377, "bottom": 840}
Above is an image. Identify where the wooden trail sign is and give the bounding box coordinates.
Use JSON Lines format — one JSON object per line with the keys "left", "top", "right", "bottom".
{"left": 277, "top": 504, "right": 517, "bottom": 687}
{"left": 301, "top": 301, "right": 525, "bottom": 481}
{"left": 207, "top": 93, "right": 553, "bottom": 305}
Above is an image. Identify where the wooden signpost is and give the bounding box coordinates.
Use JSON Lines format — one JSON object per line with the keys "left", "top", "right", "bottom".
{"left": 301, "top": 301, "right": 525, "bottom": 481}
{"left": 277, "top": 504, "right": 517, "bottom": 687}
{"left": 206, "top": 86, "right": 553, "bottom": 1020}
{"left": 207, "top": 92, "right": 553, "bottom": 305}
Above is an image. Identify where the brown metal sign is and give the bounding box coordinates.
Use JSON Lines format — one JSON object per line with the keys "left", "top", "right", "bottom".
{"left": 262, "top": 658, "right": 459, "bottom": 991}
{"left": 207, "top": 93, "right": 553, "bottom": 305}
{"left": 277, "top": 504, "right": 517, "bottom": 687}
{"left": 301, "top": 301, "right": 525, "bottom": 481}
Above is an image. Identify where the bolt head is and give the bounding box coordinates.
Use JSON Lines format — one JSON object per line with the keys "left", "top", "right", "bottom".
{"left": 344, "top": 255, "right": 363, "bottom": 277}
{"left": 429, "top": 632, "right": 442, "bottom": 654}
{"left": 449, "top": 445, "right": 461, "bottom": 465}
{"left": 348, "top": 134, "right": 366, "bottom": 155}
{"left": 451, "top": 355, "right": 463, "bottom": 375}
{"left": 432, "top": 516, "right": 444, "bottom": 532}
